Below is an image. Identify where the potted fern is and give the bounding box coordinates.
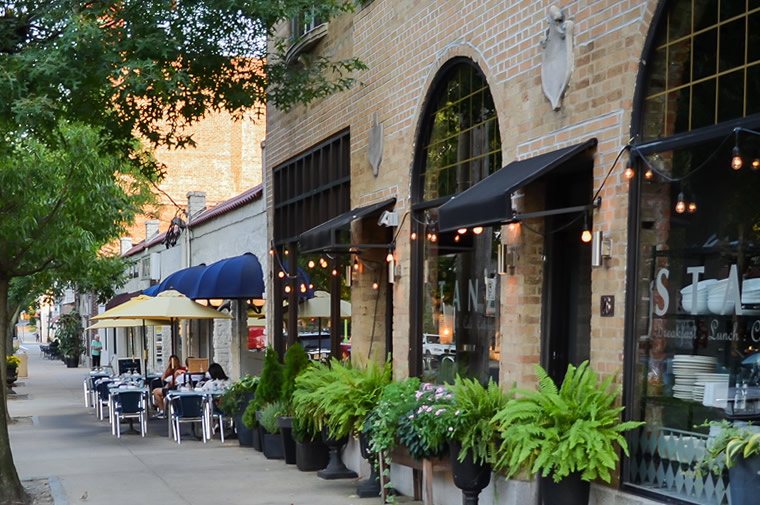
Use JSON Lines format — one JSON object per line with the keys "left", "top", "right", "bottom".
{"left": 492, "top": 361, "right": 642, "bottom": 505}
{"left": 442, "top": 376, "right": 513, "bottom": 505}
{"left": 699, "top": 420, "right": 760, "bottom": 505}
{"left": 292, "top": 361, "right": 333, "bottom": 471}
{"left": 259, "top": 401, "right": 285, "bottom": 459}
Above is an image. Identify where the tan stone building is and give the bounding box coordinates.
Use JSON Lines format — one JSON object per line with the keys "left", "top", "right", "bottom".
{"left": 265, "top": 1, "right": 760, "bottom": 504}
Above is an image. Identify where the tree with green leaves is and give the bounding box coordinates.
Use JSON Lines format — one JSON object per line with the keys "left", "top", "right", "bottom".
{"left": 0, "top": 121, "right": 156, "bottom": 503}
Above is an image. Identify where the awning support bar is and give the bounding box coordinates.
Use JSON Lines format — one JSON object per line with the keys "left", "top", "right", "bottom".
{"left": 509, "top": 198, "right": 601, "bottom": 222}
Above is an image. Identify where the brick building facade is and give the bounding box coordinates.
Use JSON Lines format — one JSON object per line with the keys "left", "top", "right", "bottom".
{"left": 266, "top": 1, "right": 760, "bottom": 504}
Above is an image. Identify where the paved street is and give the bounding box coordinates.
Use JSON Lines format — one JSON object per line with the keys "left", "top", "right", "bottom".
{"left": 8, "top": 343, "right": 385, "bottom": 505}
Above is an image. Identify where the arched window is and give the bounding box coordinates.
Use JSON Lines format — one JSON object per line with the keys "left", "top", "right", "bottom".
{"left": 410, "top": 59, "right": 502, "bottom": 383}
{"left": 627, "top": 2, "right": 760, "bottom": 503}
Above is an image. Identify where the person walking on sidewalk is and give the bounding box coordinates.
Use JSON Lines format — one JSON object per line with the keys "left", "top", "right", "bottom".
{"left": 90, "top": 335, "right": 103, "bottom": 370}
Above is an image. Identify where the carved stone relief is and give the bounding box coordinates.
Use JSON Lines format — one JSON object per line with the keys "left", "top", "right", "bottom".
{"left": 540, "top": 6, "right": 575, "bottom": 111}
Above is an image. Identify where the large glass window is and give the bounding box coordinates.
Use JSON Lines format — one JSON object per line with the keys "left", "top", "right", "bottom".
{"left": 629, "top": 2, "right": 760, "bottom": 503}
{"left": 413, "top": 60, "right": 501, "bottom": 383}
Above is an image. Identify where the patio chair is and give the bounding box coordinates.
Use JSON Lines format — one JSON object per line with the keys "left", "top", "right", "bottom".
{"left": 84, "top": 373, "right": 110, "bottom": 409}
{"left": 94, "top": 379, "right": 113, "bottom": 421}
{"left": 210, "top": 401, "right": 232, "bottom": 444}
{"left": 169, "top": 394, "right": 208, "bottom": 445}
{"left": 112, "top": 390, "right": 147, "bottom": 438}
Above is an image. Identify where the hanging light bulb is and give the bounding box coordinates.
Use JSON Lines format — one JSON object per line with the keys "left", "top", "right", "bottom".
{"left": 300, "top": 284, "right": 307, "bottom": 293}
{"left": 331, "top": 268, "right": 338, "bottom": 276}
{"left": 283, "top": 249, "right": 289, "bottom": 255}
{"left": 308, "top": 283, "right": 314, "bottom": 289}
{"left": 372, "top": 282, "right": 379, "bottom": 290}
{"left": 675, "top": 192, "right": 686, "bottom": 214}
{"left": 284, "top": 285, "right": 292, "bottom": 293}
{"left": 454, "top": 235, "right": 460, "bottom": 242}
{"left": 624, "top": 160, "right": 634, "bottom": 180}
{"left": 386, "top": 252, "right": 394, "bottom": 263}
{"left": 508, "top": 222, "right": 517, "bottom": 231}
{"left": 581, "top": 215, "right": 592, "bottom": 243}
{"left": 269, "top": 248, "right": 274, "bottom": 256}
{"left": 644, "top": 169, "right": 653, "bottom": 179}
{"left": 753, "top": 158, "right": 760, "bottom": 170}
{"left": 307, "top": 260, "right": 315, "bottom": 269}
{"left": 732, "top": 145, "right": 743, "bottom": 170}
{"left": 687, "top": 200, "right": 697, "bottom": 213}
{"left": 472, "top": 226, "right": 483, "bottom": 235}
{"left": 277, "top": 271, "right": 285, "bottom": 279}
{"left": 457, "top": 228, "right": 467, "bottom": 235}
{"left": 353, "top": 258, "right": 360, "bottom": 271}
{"left": 430, "top": 233, "right": 437, "bottom": 242}
{"left": 410, "top": 232, "right": 417, "bottom": 240}
{"left": 319, "top": 258, "right": 328, "bottom": 268}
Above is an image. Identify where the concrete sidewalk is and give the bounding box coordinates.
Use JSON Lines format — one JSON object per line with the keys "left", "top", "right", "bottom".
{"left": 8, "top": 343, "right": 384, "bottom": 505}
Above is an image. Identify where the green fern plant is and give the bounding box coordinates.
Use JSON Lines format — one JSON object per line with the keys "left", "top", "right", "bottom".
{"left": 492, "top": 361, "right": 642, "bottom": 483}
{"left": 445, "top": 376, "right": 514, "bottom": 465}
{"left": 320, "top": 359, "right": 392, "bottom": 439}
{"left": 291, "top": 360, "right": 334, "bottom": 439}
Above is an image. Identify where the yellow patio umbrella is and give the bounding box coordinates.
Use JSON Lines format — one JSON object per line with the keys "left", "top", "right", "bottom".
{"left": 295, "top": 291, "right": 351, "bottom": 319}
{"left": 90, "top": 295, "right": 163, "bottom": 321}
{"left": 98, "top": 290, "right": 233, "bottom": 352}
{"left": 86, "top": 318, "right": 167, "bottom": 330}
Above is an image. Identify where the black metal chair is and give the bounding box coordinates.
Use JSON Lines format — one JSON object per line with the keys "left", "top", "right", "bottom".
{"left": 94, "top": 379, "right": 113, "bottom": 421}
{"left": 112, "top": 390, "right": 147, "bottom": 438}
{"left": 169, "top": 394, "right": 208, "bottom": 445}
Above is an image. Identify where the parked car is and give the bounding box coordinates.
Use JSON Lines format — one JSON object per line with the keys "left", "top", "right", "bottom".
{"left": 422, "top": 333, "right": 455, "bottom": 359}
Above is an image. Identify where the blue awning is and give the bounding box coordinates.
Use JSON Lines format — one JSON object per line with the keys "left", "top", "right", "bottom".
{"left": 193, "top": 253, "right": 265, "bottom": 300}
{"left": 155, "top": 264, "right": 207, "bottom": 298}
{"left": 142, "top": 284, "right": 160, "bottom": 297}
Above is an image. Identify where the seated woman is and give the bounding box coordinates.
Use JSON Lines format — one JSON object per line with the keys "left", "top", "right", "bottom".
{"left": 199, "top": 363, "right": 231, "bottom": 392}
{"left": 152, "top": 354, "right": 182, "bottom": 415}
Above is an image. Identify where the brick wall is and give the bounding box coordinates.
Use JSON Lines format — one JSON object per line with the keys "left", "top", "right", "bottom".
{"left": 266, "top": 0, "right": 661, "bottom": 385}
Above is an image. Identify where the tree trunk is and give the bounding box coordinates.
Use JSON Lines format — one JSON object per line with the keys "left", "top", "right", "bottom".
{"left": 0, "top": 276, "right": 28, "bottom": 504}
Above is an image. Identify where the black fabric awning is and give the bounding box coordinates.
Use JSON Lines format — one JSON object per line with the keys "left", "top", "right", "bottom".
{"left": 299, "top": 198, "right": 397, "bottom": 253}
{"left": 437, "top": 139, "right": 597, "bottom": 232}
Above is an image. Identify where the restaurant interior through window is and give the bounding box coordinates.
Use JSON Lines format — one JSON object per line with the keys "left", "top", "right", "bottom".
{"left": 626, "top": 1, "right": 760, "bottom": 503}
{"left": 412, "top": 58, "right": 502, "bottom": 384}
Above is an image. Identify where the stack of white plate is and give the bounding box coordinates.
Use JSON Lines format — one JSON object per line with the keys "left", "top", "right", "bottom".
{"left": 681, "top": 279, "right": 717, "bottom": 314}
{"left": 692, "top": 373, "right": 729, "bottom": 403}
{"left": 742, "top": 278, "right": 760, "bottom": 315}
{"left": 673, "top": 355, "right": 717, "bottom": 400}
{"left": 707, "top": 279, "right": 732, "bottom": 315}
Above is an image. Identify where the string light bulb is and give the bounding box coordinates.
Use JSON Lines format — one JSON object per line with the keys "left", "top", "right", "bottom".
{"left": 644, "top": 169, "right": 653, "bottom": 179}
{"left": 308, "top": 283, "right": 314, "bottom": 289}
{"left": 457, "top": 228, "right": 467, "bottom": 235}
{"left": 472, "top": 226, "right": 483, "bottom": 235}
{"left": 687, "top": 200, "right": 697, "bottom": 213}
{"left": 454, "top": 235, "right": 460, "bottom": 242}
{"left": 372, "top": 282, "right": 379, "bottom": 290}
{"left": 319, "top": 258, "right": 328, "bottom": 268}
{"left": 300, "top": 284, "right": 307, "bottom": 293}
{"left": 753, "top": 158, "right": 760, "bottom": 170}
{"left": 331, "top": 268, "right": 338, "bottom": 276}
{"left": 624, "top": 160, "right": 634, "bottom": 180}
{"left": 410, "top": 232, "right": 417, "bottom": 240}
{"left": 283, "top": 249, "right": 289, "bottom": 255}
{"left": 675, "top": 192, "right": 686, "bottom": 214}
{"left": 581, "top": 215, "right": 592, "bottom": 243}
{"left": 284, "top": 285, "right": 291, "bottom": 293}
{"left": 277, "top": 271, "right": 285, "bottom": 279}
{"left": 430, "top": 233, "right": 437, "bottom": 242}
{"left": 269, "top": 248, "right": 274, "bottom": 256}
{"left": 732, "top": 145, "right": 743, "bottom": 170}
{"left": 386, "top": 252, "right": 394, "bottom": 263}
{"left": 353, "top": 259, "right": 360, "bottom": 271}
{"left": 307, "top": 260, "right": 315, "bottom": 269}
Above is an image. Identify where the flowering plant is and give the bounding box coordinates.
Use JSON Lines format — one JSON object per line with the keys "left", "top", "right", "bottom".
{"left": 366, "top": 378, "right": 456, "bottom": 461}
{"left": 6, "top": 355, "right": 20, "bottom": 368}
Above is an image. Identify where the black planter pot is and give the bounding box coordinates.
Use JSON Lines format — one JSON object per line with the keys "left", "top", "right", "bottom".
{"left": 234, "top": 414, "right": 253, "bottom": 447}
{"left": 449, "top": 440, "right": 491, "bottom": 505}
{"left": 540, "top": 472, "right": 589, "bottom": 505}
{"left": 296, "top": 440, "right": 330, "bottom": 472}
{"left": 317, "top": 426, "right": 358, "bottom": 480}
{"left": 277, "top": 416, "right": 297, "bottom": 464}
{"left": 6, "top": 367, "right": 18, "bottom": 387}
{"left": 357, "top": 431, "right": 381, "bottom": 497}
{"left": 263, "top": 432, "right": 284, "bottom": 459}
{"left": 64, "top": 356, "right": 79, "bottom": 368}
{"left": 251, "top": 423, "right": 263, "bottom": 451}
{"left": 728, "top": 455, "right": 760, "bottom": 505}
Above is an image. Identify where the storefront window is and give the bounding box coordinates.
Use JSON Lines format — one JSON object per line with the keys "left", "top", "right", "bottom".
{"left": 413, "top": 59, "right": 501, "bottom": 383}
{"left": 628, "top": 3, "right": 760, "bottom": 503}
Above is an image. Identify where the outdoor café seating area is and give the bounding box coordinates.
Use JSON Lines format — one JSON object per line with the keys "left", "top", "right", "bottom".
{"left": 82, "top": 362, "right": 230, "bottom": 444}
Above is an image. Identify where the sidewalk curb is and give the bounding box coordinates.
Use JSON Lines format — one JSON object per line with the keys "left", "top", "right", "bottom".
{"left": 48, "top": 476, "right": 68, "bottom": 505}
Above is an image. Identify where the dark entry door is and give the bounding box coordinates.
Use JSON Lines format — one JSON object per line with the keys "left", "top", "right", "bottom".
{"left": 540, "top": 170, "right": 593, "bottom": 385}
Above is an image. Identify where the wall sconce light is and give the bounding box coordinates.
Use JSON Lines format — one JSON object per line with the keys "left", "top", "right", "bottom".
{"left": 346, "top": 265, "right": 352, "bottom": 287}
{"left": 591, "top": 231, "right": 612, "bottom": 267}
{"left": 387, "top": 257, "right": 396, "bottom": 284}
{"left": 251, "top": 298, "right": 265, "bottom": 307}
{"left": 497, "top": 243, "right": 517, "bottom": 275}
{"left": 207, "top": 299, "right": 224, "bottom": 308}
